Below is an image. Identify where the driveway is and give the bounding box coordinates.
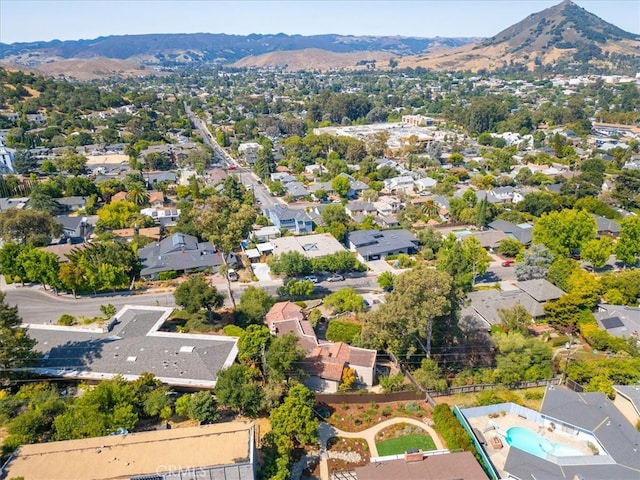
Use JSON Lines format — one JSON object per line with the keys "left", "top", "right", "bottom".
{"left": 252, "top": 263, "right": 272, "bottom": 282}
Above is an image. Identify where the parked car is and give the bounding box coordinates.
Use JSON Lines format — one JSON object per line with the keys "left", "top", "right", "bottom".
{"left": 501, "top": 260, "right": 515, "bottom": 267}
{"left": 227, "top": 269, "right": 239, "bottom": 281}
{"left": 304, "top": 275, "right": 319, "bottom": 284}
{"left": 327, "top": 274, "right": 345, "bottom": 282}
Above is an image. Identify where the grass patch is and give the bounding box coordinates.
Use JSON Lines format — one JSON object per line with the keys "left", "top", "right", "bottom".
{"left": 376, "top": 434, "right": 436, "bottom": 456}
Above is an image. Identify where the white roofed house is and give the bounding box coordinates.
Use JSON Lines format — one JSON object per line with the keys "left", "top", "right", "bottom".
{"left": 238, "top": 141, "right": 263, "bottom": 164}
{"left": 414, "top": 176, "right": 437, "bottom": 192}
{"left": 0, "top": 139, "right": 15, "bottom": 173}
{"left": 383, "top": 175, "right": 415, "bottom": 194}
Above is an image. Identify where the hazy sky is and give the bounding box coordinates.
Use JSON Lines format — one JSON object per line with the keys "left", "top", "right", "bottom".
{"left": 1, "top": 1, "right": 638, "bottom": 44}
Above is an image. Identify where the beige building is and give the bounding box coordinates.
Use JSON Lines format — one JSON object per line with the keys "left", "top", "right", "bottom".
{"left": 3, "top": 422, "right": 256, "bottom": 480}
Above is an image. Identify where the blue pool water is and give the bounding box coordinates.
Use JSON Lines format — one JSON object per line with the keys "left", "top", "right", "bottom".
{"left": 505, "top": 427, "right": 584, "bottom": 458}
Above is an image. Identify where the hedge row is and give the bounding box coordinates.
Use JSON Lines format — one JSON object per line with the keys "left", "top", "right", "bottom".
{"left": 432, "top": 404, "right": 474, "bottom": 452}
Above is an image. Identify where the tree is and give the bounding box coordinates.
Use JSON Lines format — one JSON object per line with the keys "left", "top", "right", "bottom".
{"left": 0, "top": 209, "right": 62, "bottom": 246}
{"left": 331, "top": 176, "right": 351, "bottom": 198}
{"left": 125, "top": 182, "right": 149, "bottom": 206}
{"left": 0, "top": 293, "right": 37, "bottom": 385}
{"left": 581, "top": 237, "right": 613, "bottom": 269}
{"left": 497, "top": 304, "right": 532, "bottom": 335}
{"left": 215, "top": 364, "right": 263, "bottom": 417}
{"left": 265, "top": 333, "right": 305, "bottom": 383}
{"left": 235, "top": 286, "right": 275, "bottom": 326}
{"left": 361, "top": 267, "right": 455, "bottom": 359}
{"left": 0, "top": 242, "right": 27, "bottom": 284}
{"left": 532, "top": 209, "right": 597, "bottom": 256}
{"left": 377, "top": 271, "right": 395, "bottom": 291}
{"left": 492, "top": 332, "right": 552, "bottom": 384}
{"left": 269, "top": 384, "right": 318, "bottom": 454}
{"left": 54, "top": 149, "right": 87, "bottom": 175}
{"left": 324, "top": 288, "right": 364, "bottom": 314}
{"left": 278, "top": 278, "right": 313, "bottom": 300}
{"left": 438, "top": 236, "right": 490, "bottom": 291}
{"left": 174, "top": 274, "right": 224, "bottom": 320}
{"left": 267, "top": 251, "right": 311, "bottom": 277}
{"left": 515, "top": 244, "right": 554, "bottom": 281}
{"left": 544, "top": 294, "right": 585, "bottom": 333}
{"left": 178, "top": 391, "right": 218, "bottom": 424}
{"left": 237, "top": 324, "right": 272, "bottom": 366}
{"left": 615, "top": 216, "right": 640, "bottom": 266}
{"left": 191, "top": 196, "right": 256, "bottom": 308}
{"left": 19, "top": 248, "right": 60, "bottom": 291}
{"left": 547, "top": 257, "right": 579, "bottom": 292}
{"left": 12, "top": 150, "right": 38, "bottom": 174}
{"left": 412, "top": 358, "right": 448, "bottom": 392}
{"left": 497, "top": 238, "right": 524, "bottom": 258}
{"left": 96, "top": 200, "right": 150, "bottom": 232}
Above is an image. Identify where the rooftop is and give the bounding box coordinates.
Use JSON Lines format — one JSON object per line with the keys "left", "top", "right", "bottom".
{"left": 270, "top": 233, "right": 346, "bottom": 259}
{"left": 27, "top": 306, "right": 238, "bottom": 388}
{"left": 3, "top": 422, "right": 255, "bottom": 480}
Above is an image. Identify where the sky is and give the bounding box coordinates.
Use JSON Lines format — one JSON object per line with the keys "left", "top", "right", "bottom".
{"left": 1, "top": 0, "right": 638, "bottom": 44}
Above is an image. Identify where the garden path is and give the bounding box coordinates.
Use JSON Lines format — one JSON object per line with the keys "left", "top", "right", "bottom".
{"left": 317, "top": 417, "right": 445, "bottom": 479}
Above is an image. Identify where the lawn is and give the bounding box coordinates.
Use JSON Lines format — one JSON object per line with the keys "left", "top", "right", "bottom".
{"left": 376, "top": 434, "right": 436, "bottom": 456}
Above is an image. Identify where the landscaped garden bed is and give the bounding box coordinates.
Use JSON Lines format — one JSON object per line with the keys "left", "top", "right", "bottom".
{"left": 326, "top": 437, "right": 370, "bottom": 472}
{"left": 322, "top": 400, "right": 431, "bottom": 432}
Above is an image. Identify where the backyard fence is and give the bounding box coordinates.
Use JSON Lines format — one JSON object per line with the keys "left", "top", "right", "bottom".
{"left": 315, "top": 390, "right": 425, "bottom": 405}
{"left": 427, "top": 378, "right": 561, "bottom": 397}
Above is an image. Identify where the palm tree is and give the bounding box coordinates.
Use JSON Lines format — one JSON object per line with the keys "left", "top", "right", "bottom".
{"left": 126, "top": 182, "right": 149, "bottom": 206}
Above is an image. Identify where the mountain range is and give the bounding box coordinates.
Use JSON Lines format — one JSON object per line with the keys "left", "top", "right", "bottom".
{"left": 0, "top": 0, "right": 637, "bottom": 78}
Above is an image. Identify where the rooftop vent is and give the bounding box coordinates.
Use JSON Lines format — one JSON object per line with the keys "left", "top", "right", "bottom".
{"left": 127, "top": 356, "right": 137, "bottom": 362}
{"left": 179, "top": 346, "right": 195, "bottom": 353}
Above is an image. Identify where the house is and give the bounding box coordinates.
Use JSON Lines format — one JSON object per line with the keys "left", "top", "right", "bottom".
{"left": 284, "top": 181, "right": 309, "bottom": 200}
{"left": 56, "top": 196, "right": 88, "bottom": 212}
{"left": 593, "top": 214, "right": 621, "bottom": 238}
{"left": 414, "top": 176, "right": 437, "bottom": 192}
{"left": 110, "top": 191, "right": 128, "bottom": 203}
{"left": 306, "top": 342, "right": 376, "bottom": 392}
{"left": 352, "top": 451, "right": 487, "bottom": 480}
{"left": 270, "top": 172, "right": 297, "bottom": 184}
{"left": 140, "top": 207, "right": 180, "bottom": 226}
{"left": 0, "top": 139, "right": 15, "bottom": 173}
{"left": 375, "top": 214, "right": 399, "bottom": 228}
{"left": 383, "top": 175, "right": 414, "bottom": 194}
{"left": 466, "top": 279, "right": 564, "bottom": 326}
{"left": 3, "top": 422, "right": 256, "bottom": 480}
{"left": 252, "top": 225, "right": 281, "bottom": 242}
{"left": 305, "top": 164, "right": 327, "bottom": 176}
{"left": 470, "top": 230, "right": 510, "bottom": 250}
{"left": 55, "top": 215, "right": 89, "bottom": 241}
{"left": 264, "top": 302, "right": 376, "bottom": 393}
{"left": 266, "top": 204, "right": 313, "bottom": 234}
{"left": 0, "top": 196, "right": 28, "bottom": 211}
{"left": 270, "top": 233, "right": 346, "bottom": 259}
{"left": 238, "top": 141, "right": 263, "bottom": 164}
{"left": 137, "top": 232, "right": 223, "bottom": 279}
{"left": 148, "top": 191, "right": 165, "bottom": 207}
{"left": 613, "top": 385, "right": 640, "bottom": 425}
{"left": 594, "top": 305, "right": 640, "bottom": 344}
{"left": 461, "top": 386, "right": 640, "bottom": 480}
{"left": 488, "top": 219, "right": 533, "bottom": 245}
{"left": 346, "top": 229, "right": 419, "bottom": 261}
{"left": 308, "top": 181, "right": 334, "bottom": 200}
{"left": 25, "top": 306, "right": 238, "bottom": 389}
{"left": 345, "top": 201, "right": 377, "bottom": 219}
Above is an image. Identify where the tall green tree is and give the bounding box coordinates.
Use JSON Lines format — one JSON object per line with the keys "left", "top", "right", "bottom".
{"left": 54, "top": 149, "right": 87, "bottom": 176}
{"left": 174, "top": 274, "right": 224, "bottom": 321}
{"left": 265, "top": 333, "right": 306, "bottom": 383}
{"left": 0, "top": 293, "right": 38, "bottom": 385}
{"left": 532, "top": 209, "right": 597, "bottom": 256}
{"left": 191, "top": 195, "right": 256, "bottom": 308}
{"left": 615, "top": 216, "right": 640, "bottom": 266}
{"left": 581, "top": 237, "right": 613, "bottom": 269}
{"left": 361, "top": 267, "right": 455, "bottom": 359}
{"left": 235, "top": 286, "right": 275, "bottom": 326}
{"left": 215, "top": 364, "right": 263, "bottom": 417}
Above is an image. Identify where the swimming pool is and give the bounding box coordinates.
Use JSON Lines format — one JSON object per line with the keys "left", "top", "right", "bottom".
{"left": 505, "top": 427, "right": 584, "bottom": 458}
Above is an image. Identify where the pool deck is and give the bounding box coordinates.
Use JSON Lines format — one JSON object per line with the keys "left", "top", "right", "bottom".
{"left": 467, "top": 413, "right": 593, "bottom": 478}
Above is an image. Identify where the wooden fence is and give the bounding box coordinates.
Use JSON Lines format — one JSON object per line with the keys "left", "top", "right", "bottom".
{"left": 426, "top": 378, "right": 561, "bottom": 397}
{"left": 315, "top": 390, "right": 425, "bottom": 405}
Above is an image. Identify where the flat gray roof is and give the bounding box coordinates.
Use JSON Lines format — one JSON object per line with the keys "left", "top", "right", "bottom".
{"left": 26, "top": 306, "right": 238, "bottom": 388}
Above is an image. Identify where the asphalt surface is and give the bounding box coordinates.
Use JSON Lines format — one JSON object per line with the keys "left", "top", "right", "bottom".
{"left": 3, "top": 287, "right": 176, "bottom": 325}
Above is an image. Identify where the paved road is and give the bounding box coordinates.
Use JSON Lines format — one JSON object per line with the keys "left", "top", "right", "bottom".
{"left": 3, "top": 287, "right": 176, "bottom": 325}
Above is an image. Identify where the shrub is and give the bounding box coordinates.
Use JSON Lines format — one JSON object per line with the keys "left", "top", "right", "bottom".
{"left": 432, "top": 404, "right": 474, "bottom": 453}
{"left": 57, "top": 314, "right": 76, "bottom": 326}
{"left": 381, "top": 406, "right": 392, "bottom": 417}
{"left": 326, "top": 320, "right": 361, "bottom": 343}
{"left": 405, "top": 402, "right": 420, "bottom": 413}
{"left": 222, "top": 325, "right": 244, "bottom": 337}
{"left": 308, "top": 308, "right": 323, "bottom": 327}
{"left": 158, "top": 270, "right": 178, "bottom": 281}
